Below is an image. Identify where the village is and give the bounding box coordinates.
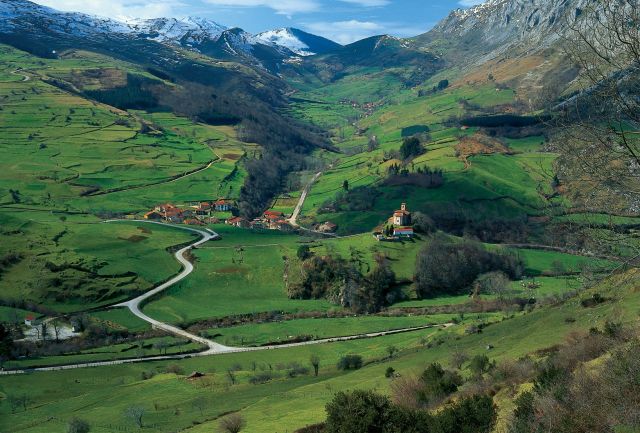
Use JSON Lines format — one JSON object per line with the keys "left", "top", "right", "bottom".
{"left": 142, "top": 199, "right": 416, "bottom": 241}
{"left": 142, "top": 200, "right": 297, "bottom": 231}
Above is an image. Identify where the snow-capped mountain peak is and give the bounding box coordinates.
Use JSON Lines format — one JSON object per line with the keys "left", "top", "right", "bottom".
{"left": 256, "top": 28, "right": 314, "bottom": 56}
{"left": 0, "top": 0, "right": 341, "bottom": 71}
{"left": 123, "top": 16, "right": 227, "bottom": 45}
{"left": 256, "top": 28, "right": 342, "bottom": 56}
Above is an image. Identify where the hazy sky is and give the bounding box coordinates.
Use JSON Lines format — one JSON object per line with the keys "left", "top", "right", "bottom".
{"left": 31, "top": 0, "right": 485, "bottom": 44}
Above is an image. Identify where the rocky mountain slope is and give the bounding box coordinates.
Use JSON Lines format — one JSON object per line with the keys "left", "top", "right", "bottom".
{"left": 124, "top": 16, "right": 227, "bottom": 46}
{"left": 417, "top": 0, "right": 593, "bottom": 63}
{"left": 0, "top": 0, "right": 339, "bottom": 70}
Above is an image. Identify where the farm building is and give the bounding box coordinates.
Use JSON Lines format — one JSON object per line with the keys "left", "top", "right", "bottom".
{"left": 393, "top": 227, "right": 414, "bottom": 237}
{"left": 275, "top": 220, "right": 293, "bottom": 231}
{"left": 227, "top": 216, "right": 250, "bottom": 228}
{"left": 24, "top": 314, "right": 36, "bottom": 326}
{"left": 195, "top": 206, "right": 211, "bottom": 218}
{"left": 250, "top": 219, "right": 266, "bottom": 229}
{"left": 144, "top": 210, "right": 163, "bottom": 220}
{"left": 264, "top": 210, "right": 284, "bottom": 219}
{"left": 214, "top": 199, "right": 233, "bottom": 212}
{"left": 318, "top": 221, "right": 338, "bottom": 233}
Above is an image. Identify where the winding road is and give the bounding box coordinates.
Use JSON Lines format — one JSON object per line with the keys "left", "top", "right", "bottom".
{"left": 0, "top": 220, "right": 449, "bottom": 375}
{"left": 109, "top": 220, "right": 233, "bottom": 354}
{"left": 10, "top": 69, "right": 30, "bottom": 82}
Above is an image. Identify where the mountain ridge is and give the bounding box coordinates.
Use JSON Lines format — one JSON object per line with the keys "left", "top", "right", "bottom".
{"left": 0, "top": 0, "right": 342, "bottom": 69}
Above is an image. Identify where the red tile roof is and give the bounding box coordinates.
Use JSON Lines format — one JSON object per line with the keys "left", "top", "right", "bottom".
{"left": 394, "top": 227, "right": 414, "bottom": 234}
{"left": 228, "top": 217, "right": 242, "bottom": 223}
{"left": 264, "top": 210, "right": 284, "bottom": 217}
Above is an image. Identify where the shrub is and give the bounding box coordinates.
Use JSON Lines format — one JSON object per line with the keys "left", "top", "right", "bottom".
{"left": 67, "top": 417, "right": 90, "bottom": 433}
{"left": 385, "top": 367, "right": 396, "bottom": 378}
{"left": 325, "top": 389, "right": 496, "bottom": 433}
{"left": 337, "top": 354, "right": 363, "bottom": 371}
{"left": 437, "top": 395, "right": 497, "bottom": 433}
{"left": 219, "top": 413, "right": 246, "bottom": 433}
{"left": 297, "top": 245, "right": 312, "bottom": 260}
{"left": 581, "top": 293, "right": 607, "bottom": 307}
{"left": 249, "top": 372, "right": 273, "bottom": 384}
{"left": 468, "top": 355, "right": 492, "bottom": 377}
{"left": 165, "top": 364, "right": 184, "bottom": 375}
{"left": 420, "top": 363, "right": 463, "bottom": 402}
{"left": 325, "top": 390, "right": 392, "bottom": 433}
{"left": 287, "top": 362, "right": 310, "bottom": 378}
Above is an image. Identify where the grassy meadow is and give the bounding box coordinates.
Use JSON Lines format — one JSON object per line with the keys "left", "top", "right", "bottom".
{"left": 1, "top": 268, "right": 638, "bottom": 433}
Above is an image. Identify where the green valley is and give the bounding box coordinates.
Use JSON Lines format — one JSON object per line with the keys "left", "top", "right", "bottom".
{"left": 0, "top": 1, "right": 639, "bottom": 433}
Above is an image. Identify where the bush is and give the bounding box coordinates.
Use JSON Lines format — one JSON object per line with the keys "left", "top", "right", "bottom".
{"left": 419, "top": 363, "right": 463, "bottom": 403}
{"left": 219, "top": 413, "right": 246, "bottom": 433}
{"left": 287, "top": 362, "right": 310, "bottom": 378}
{"left": 385, "top": 367, "right": 396, "bottom": 378}
{"left": 325, "top": 389, "right": 496, "bottom": 433}
{"left": 297, "top": 245, "right": 312, "bottom": 260}
{"left": 337, "top": 354, "right": 363, "bottom": 371}
{"left": 468, "top": 355, "right": 492, "bottom": 377}
{"left": 249, "top": 372, "right": 273, "bottom": 384}
{"left": 437, "top": 395, "right": 497, "bottom": 433}
{"left": 325, "top": 390, "right": 392, "bottom": 433}
{"left": 165, "top": 364, "right": 184, "bottom": 375}
{"left": 580, "top": 293, "right": 607, "bottom": 307}
{"left": 67, "top": 417, "right": 90, "bottom": 433}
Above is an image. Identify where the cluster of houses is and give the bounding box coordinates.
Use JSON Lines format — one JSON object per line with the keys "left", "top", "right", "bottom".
{"left": 143, "top": 200, "right": 234, "bottom": 225}
{"left": 142, "top": 199, "right": 416, "bottom": 239}
{"left": 226, "top": 210, "right": 293, "bottom": 231}
{"left": 373, "top": 202, "right": 415, "bottom": 241}
{"left": 338, "top": 99, "right": 381, "bottom": 118}
{"left": 143, "top": 201, "right": 298, "bottom": 232}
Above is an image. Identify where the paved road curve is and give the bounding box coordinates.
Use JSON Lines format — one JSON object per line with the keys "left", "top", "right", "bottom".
{"left": 108, "top": 220, "right": 235, "bottom": 354}
{"left": 0, "top": 323, "right": 450, "bottom": 374}
{"left": 0, "top": 220, "right": 450, "bottom": 375}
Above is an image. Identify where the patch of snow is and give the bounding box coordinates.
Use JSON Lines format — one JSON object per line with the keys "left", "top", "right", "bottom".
{"left": 256, "top": 28, "right": 314, "bottom": 56}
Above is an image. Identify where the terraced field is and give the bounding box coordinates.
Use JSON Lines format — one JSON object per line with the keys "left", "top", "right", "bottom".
{"left": 0, "top": 44, "right": 251, "bottom": 311}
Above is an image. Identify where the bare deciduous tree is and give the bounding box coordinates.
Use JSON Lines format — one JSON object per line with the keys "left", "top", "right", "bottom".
{"left": 219, "top": 413, "right": 246, "bottom": 433}
{"left": 123, "top": 405, "right": 145, "bottom": 428}
{"left": 450, "top": 350, "right": 470, "bottom": 370}
{"left": 191, "top": 396, "right": 206, "bottom": 416}
{"left": 310, "top": 354, "right": 320, "bottom": 377}
{"left": 51, "top": 320, "right": 61, "bottom": 342}
{"left": 554, "top": 0, "right": 640, "bottom": 256}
